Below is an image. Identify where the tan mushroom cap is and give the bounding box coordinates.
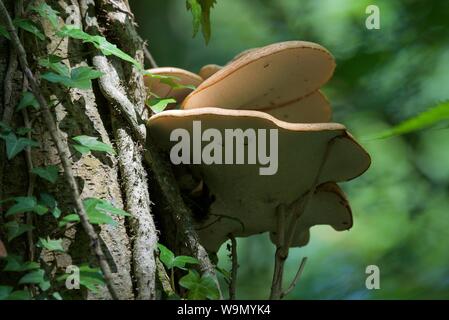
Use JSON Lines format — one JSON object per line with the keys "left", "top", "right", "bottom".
{"left": 269, "top": 182, "right": 352, "bottom": 248}
{"left": 199, "top": 64, "right": 223, "bottom": 80}
{"left": 182, "top": 41, "right": 335, "bottom": 111}
{"left": 147, "top": 108, "right": 370, "bottom": 252}
{"left": 144, "top": 67, "right": 203, "bottom": 104}
{"left": 262, "top": 91, "right": 331, "bottom": 123}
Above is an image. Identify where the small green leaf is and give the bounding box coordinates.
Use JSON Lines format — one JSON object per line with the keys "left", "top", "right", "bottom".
{"left": 57, "top": 264, "right": 105, "bottom": 292}
{"left": 5, "top": 196, "right": 37, "bottom": 216}
{"left": 172, "top": 256, "right": 199, "bottom": 270}
{"left": 93, "top": 199, "right": 130, "bottom": 217}
{"left": 186, "top": 0, "right": 216, "bottom": 44}
{"left": 52, "top": 292, "right": 63, "bottom": 300}
{"left": 19, "top": 269, "right": 50, "bottom": 291}
{"left": 179, "top": 269, "right": 219, "bottom": 300}
{"left": 40, "top": 193, "right": 61, "bottom": 218}
{"left": 147, "top": 98, "right": 176, "bottom": 113}
{"left": 147, "top": 73, "right": 196, "bottom": 91}
{"left": 72, "top": 135, "right": 115, "bottom": 155}
{"left": 3, "top": 221, "right": 34, "bottom": 242}
{"left": 31, "top": 165, "right": 59, "bottom": 183}
{"left": 0, "top": 120, "right": 12, "bottom": 132}
{"left": 0, "top": 25, "right": 11, "bottom": 39}
{"left": 158, "top": 243, "right": 175, "bottom": 269}
{"left": 58, "top": 214, "right": 80, "bottom": 227}
{"left": 82, "top": 198, "right": 129, "bottom": 226}
{"left": 30, "top": 3, "right": 60, "bottom": 29}
{"left": 39, "top": 56, "right": 69, "bottom": 76}
{"left": 37, "top": 237, "right": 65, "bottom": 252}
{"left": 3, "top": 255, "right": 40, "bottom": 272}
{"left": 72, "top": 144, "right": 91, "bottom": 155}
{"left": 17, "top": 92, "right": 39, "bottom": 111}
{"left": 6, "top": 290, "right": 31, "bottom": 300}
{"left": 186, "top": 0, "right": 202, "bottom": 37}
{"left": 13, "top": 18, "right": 45, "bottom": 41}
{"left": 69, "top": 66, "right": 103, "bottom": 89}
{"left": 372, "top": 101, "right": 449, "bottom": 139}
{"left": 16, "top": 127, "right": 33, "bottom": 136}
{"left": 0, "top": 132, "right": 38, "bottom": 159}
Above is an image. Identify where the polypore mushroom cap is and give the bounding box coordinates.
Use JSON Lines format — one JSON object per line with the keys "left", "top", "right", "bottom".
{"left": 269, "top": 182, "right": 352, "bottom": 248}
{"left": 182, "top": 41, "right": 335, "bottom": 110}
{"left": 144, "top": 67, "right": 203, "bottom": 104}
{"left": 263, "top": 91, "right": 331, "bottom": 123}
{"left": 147, "top": 108, "right": 370, "bottom": 252}
{"left": 199, "top": 64, "right": 223, "bottom": 80}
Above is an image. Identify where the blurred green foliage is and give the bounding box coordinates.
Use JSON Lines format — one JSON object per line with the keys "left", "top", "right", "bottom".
{"left": 130, "top": 0, "right": 449, "bottom": 299}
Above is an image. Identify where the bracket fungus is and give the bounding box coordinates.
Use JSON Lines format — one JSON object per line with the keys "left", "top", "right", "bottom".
{"left": 145, "top": 41, "right": 370, "bottom": 257}
{"left": 147, "top": 108, "right": 370, "bottom": 252}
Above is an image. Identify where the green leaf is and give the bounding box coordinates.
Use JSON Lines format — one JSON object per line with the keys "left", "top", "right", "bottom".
{"left": 186, "top": 0, "right": 216, "bottom": 44}
{"left": 157, "top": 243, "right": 175, "bottom": 269}
{"left": 16, "top": 127, "right": 32, "bottom": 136}
{"left": 57, "top": 264, "right": 105, "bottom": 292}
{"left": 179, "top": 269, "right": 220, "bottom": 300}
{"left": 31, "top": 165, "right": 59, "bottom": 183}
{"left": 30, "top": 3, "right": 60, "bottom": 30}
{"left": 69, "top": 66, "right": 103, "bottom": 89}
{"left": 19, "top": 269, "right": 50, "bottom": 291}
{"left": 41, "top": 66, "right": 102, "bottom": 90}
{"left": 37, "top": 237, "right": 65, "bottom": 252}
{"left": 3, "top": 255, "right": 40, "bottom": 272}
{"left": 3, "top": 221, "right": 34, "bottom": 242}
{"left": 57, "top": 25, "right": 143, "bottom": 70}
{"left": 6, "top": 290, "right": 31, "bottom": 300}
{"left": 372, "top": 101, "right": 449, "bottom": 139}
{"left": 17, "top": 92, "right": 39, "bottom": 111}
{"left": 0, "top": 286, "right": 13, "bottom": 300}
{"left": 0, "top": 25, "right": 11, "bottom": 39}
{"left": 58, "top": 214, "right": 80, "bottom": 227}
{"left": 6, "top": 196, "right": 36, "bottom": 216}
{"left": 93, "top": 199, "right": 130, "bottom": 217}
{"left": 40, "top": 193, "right": 61, "bottom": 218}
{"left": 0, "top": 120, "right": 12, "bottom": 132}
{"left": 172, "top": 256, "right": 199, "bottom": 270}
{"left": 72, "top": 135, "right": 115, "bottom": 155}
{"left": 39, "top": 56, "right": 69, "bottom": 76}
{"left": 72, "top": 144, "right": 91, "bottom": 155}
{"left": 82, "top": 198, "right": 130, "bottom": 226}
{"left": 13, "top": 18, "right": 45, "bottom": 41}
{"left": 0, "top": 132, "right": 38, "bottom": 159}
{"left": 147, "top": 73, "right": 196, "bottom": 91}
{"left": 147, "top": 98, "right": 176, "bottom": 113}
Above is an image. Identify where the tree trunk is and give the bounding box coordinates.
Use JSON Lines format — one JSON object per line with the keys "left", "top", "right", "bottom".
{"left": 0, "top": 0, "right": 161, "bottom": 300}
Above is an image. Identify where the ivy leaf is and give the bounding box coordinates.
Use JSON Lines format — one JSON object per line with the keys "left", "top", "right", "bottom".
{"left": 0, "top": 25, "right": 11, "bottom": 39}
{"left": 37, "top": 237, "right": 65, "bottom": 252}
{"left": 93, "top": 199, "right": 130, "bottom": 217}
{"left": 179, "top": 269, "right": 220, "bottom": 300}
{"left": 41, "top": 66, "right": 102, "bottom": 90}
{"left": 39, "top": 56, "right": 69, "bottom": 76}
{"left": 147, "top": 73, "right": 196, "bottom": 91}
{"left": 30, "top": 3, "right": 60, "bottom": 30}
{"left": 6, "top": 196, "right": 36, "bottom": 216}
{"left": 81, "top": 198, "right": 130, "bottom": 226}
{"left": 40, "top": 193, "right": 61, "bottom": 218}
{"left": 72, "top": 135, "right": 115, "bottom": 155}
{"left": 3, "top": 221, "right": 34, "bottom": 242}
{"left": 17, "top": 92, "right": 39, "bottom": 111}
{"left": 172, "top": 256, "right": 199, "bottom": 270}
{"left": 69, "top": 66, "right": 104, "bottom": 89}
{"left": 13, "top": 18, "right": 45, "bottom": 41}
{"left": 57, "top": 25, "right": 143, "bottom": 71}
{"left": 373, "top": 101, "right": 449, "bottom": 139}
{"left": 146, "top": 98, "right": 176, "bottom": 113}
{"left": 31, "top": 165, "right": 59, "bottom": 183}
{"left": 52, "top": 292, "right": 63, "bottom": 300}
{"left": 58, "top": 214, "right": 80, "bottom": 227}
{"left": 19, "top": 268, "right": 51, "bottom": 291}
{"left": 0, "top": 132, "right": 38, "bottom": 159}
{"left": 72, "top": 144, "right": 90, "bottom": 155}
{"left": 57, "top": 264, "right": 105, "bottom": 293}
{"left": 157, "top": 243, "right": 175, "bottom": 270}
{"left": 2, "top": 255, "right": 40, "bottom": 272}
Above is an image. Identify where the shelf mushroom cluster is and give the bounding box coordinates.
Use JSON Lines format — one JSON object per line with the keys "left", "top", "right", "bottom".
{"left": 145, "top": 41, "right": 371, "bottom": 253}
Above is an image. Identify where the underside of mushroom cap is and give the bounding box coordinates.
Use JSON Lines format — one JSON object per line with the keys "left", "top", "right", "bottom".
{"left": 182, "top": 41, "right": 336, "bottom": 111}
{"left": 147, "top": 108, "right": 370, "bottom": 252}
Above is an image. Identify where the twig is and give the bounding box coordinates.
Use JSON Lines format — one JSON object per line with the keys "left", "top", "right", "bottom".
{"left": 0, "top": 0, "right": 119, "bottom": 300}
{"left": 141, "top": 38, "right": 158, "bottom": 69}
{"left": 229, "top": 234, "right": 238, "bottom": 300}
{"left": 281, "top": 257, "right": 307, "bottom": 299}
{"left": 269, "top": 204, "right": 287, "bottom": 299}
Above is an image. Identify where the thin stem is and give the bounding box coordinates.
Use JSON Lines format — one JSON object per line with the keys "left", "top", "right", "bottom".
{"left": 281, "top": 257, "right": 307, "bottom": 299}
{"left": 229, "top": 234, "right": 238, "bottom": 300}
